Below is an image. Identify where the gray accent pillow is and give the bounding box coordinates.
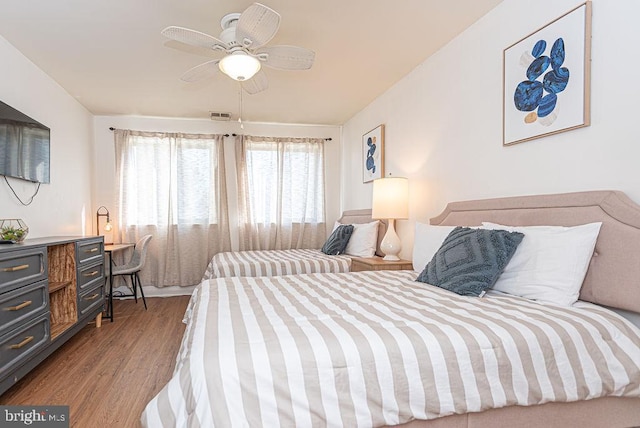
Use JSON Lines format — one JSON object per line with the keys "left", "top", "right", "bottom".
{"left": 416, "top": 227, "right": 524, "bottom": 297}
{"left": 321, "top": 224, "right": 355, "bottom": 255}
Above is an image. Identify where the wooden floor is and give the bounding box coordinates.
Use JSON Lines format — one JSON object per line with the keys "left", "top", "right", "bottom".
{"left": 0, "top": 296, "right": 190, "bottom": 428}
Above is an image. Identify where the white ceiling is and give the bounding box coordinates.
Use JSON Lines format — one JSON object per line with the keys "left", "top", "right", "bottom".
{"left": 0, "top": 0, "right": 503, "bottom": 125}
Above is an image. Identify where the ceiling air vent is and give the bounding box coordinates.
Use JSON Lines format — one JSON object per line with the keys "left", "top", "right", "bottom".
{"left": 210, "top": 112, "right": 232, "bottom": 121}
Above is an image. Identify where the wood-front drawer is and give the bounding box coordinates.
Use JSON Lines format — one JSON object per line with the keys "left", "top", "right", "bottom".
{"left": 0, "top": 279, "right": 48, "bottom": 338}
{"left": 0, "top": 313, "right": 49, "bottom": 377}
{"left": 76, "top": 239, "right": 104, "bottom": 265}
{"left": 0, "top": 247, "right": 47, "bottom": 295}
{"left": 78, "top": 283, "right": 104, "bottom": 318}
{"left": 77, "top": 261, "right": 104, "bottom": 292}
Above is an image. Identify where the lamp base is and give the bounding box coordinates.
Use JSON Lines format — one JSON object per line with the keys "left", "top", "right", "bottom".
{"left": 380, "top": 218, "right": 402, "bottom": 261}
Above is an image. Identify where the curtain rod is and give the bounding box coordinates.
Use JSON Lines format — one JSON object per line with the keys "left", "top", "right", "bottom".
{"left": 108, "top": 127, "right": 332, "bottom": 141}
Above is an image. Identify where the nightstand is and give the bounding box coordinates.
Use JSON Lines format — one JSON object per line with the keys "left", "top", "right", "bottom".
{"left": 350, "top": 256, "right": 413, "bottom": 272}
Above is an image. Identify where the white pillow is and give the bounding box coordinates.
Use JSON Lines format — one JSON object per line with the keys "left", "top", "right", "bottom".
{"left": 412, "top": 223, "right": 456, "bottom": 273}
{"left": 482, "top": 222, "right": 602, "bottom": 306}
{"left": 334, "top": 220, "right": 379, "bottom": 257}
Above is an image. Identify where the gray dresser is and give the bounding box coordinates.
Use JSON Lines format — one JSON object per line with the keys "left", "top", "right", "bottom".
{"left": 0, "top": 236, "right": 104, "bottom": 396}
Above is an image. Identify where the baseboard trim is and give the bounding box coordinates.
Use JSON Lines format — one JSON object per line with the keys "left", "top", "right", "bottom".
{"left": 111, "top": 285, "right": 195, "bottom": 299}
{"left": 142, "top": 285, "right": 195, "bottom": 297}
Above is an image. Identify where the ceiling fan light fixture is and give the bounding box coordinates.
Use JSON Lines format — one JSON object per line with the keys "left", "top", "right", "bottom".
{"left": 163, "top": 3, "right": 312, "bottom": 93}
{"left": 219, "top": 52, "right": 261, "bottom": 81}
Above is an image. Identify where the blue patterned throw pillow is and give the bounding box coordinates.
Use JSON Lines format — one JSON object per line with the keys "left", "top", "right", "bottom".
{"left": 321, "top": 224, "right": 355, "bottom": 255}
{"left": 416, "top": 227, "right": 524, "bottom": 297}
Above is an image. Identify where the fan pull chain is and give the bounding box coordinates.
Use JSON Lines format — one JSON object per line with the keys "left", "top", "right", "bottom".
{"left": 238, "top": 87, "right": 244, "bottom": 130}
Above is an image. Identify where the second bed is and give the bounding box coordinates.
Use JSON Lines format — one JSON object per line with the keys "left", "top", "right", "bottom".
{"left": 202, "top": 209, "right": 387, "bottom": 280}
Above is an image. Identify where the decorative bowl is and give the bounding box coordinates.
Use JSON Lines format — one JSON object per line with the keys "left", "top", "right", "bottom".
{"left": 0, "top": 219, "right": 29, "bottom": 243}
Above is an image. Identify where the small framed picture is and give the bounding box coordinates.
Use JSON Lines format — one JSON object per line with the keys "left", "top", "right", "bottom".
{"left": 362, "top": 124, "right": 384, "bottom": 183}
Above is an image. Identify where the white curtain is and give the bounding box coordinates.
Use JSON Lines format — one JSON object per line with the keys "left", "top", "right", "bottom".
{"left": 236, "top": 135, "right": 326, "bottom": 250}
{"left": 114, "top": 129, "right": 231, "bottom": 287}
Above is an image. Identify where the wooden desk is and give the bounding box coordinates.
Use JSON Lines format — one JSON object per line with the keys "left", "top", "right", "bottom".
{"left": 104, "top": 243, "right": 134, "bottom": 322}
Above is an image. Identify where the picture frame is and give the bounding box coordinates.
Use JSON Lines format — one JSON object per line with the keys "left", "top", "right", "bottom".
{"left": 362, "top": 124, "right": 384, "bottom": 183}
{"left": 503, "top": 2, "right": 591, "bottom": 146}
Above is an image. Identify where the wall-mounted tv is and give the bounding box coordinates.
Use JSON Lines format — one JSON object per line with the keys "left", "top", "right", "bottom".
{"left": 0, "top": 100, "right": 50, "bottom": 183}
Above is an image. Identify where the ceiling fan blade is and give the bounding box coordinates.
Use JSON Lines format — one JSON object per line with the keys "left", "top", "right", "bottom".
{"left": 161, "top": 26, "right": 226, "bottom": 51}
{"left": 241, "top": 70, "right": 268, "bottom": 94}
{"left": 258, "top": 45, "right": 315, "bottom": 70}
{"left": 180, "top": 59, "right": 221, "bottom": 82}
{"left": 235, "top": 3, "right": 280, "bottom": 49}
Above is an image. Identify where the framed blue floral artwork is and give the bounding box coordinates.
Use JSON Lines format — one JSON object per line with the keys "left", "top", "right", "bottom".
{"left": 503, "top": 2, "right": 591, "bottom": 146}
{"left": 363, "top": 124, "right": 384, "bottom": 183}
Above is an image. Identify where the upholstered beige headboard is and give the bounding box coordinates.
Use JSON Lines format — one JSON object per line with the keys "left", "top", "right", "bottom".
{"left": 430, "top": 191, "right": 640, "bottom": 314}
{"left": 338, "top": 209, "right": 388, "bottom": 257}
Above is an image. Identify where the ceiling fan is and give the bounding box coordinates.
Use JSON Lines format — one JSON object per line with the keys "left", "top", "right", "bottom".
{"left": 161, "top": 2, "right": 315, "bottom": 94}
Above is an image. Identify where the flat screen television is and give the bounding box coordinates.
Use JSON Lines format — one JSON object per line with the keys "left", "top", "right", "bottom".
{"left": 0, "top": 100, "right": 50, "bottom": 183}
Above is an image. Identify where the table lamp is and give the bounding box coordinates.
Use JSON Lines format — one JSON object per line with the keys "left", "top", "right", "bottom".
{"left": 371, "top": 177, "right": 409, "bottom": 261}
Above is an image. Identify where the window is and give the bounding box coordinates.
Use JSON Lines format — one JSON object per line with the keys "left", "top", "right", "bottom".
{"left": 114, "top": 129, "right": 231, "bottom": 287}
{"left": 118, "top": 132, "right": 224, "bottom": 226}
{"left": 244, "top": 140, "right": 324, "bottom": 223}
{"left": 237, "top": 136, "right": 326, "bottom": 250}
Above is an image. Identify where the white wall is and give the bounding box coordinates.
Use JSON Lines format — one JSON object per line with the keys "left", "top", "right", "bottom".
{"left": 93, "top": 116, "right": 342, "bottom": 250}
{"left": 341, "top": 0, "right": 640, "bottom": 260}
{"left": 0, "top": 36, "right": 94, "bottom": 238}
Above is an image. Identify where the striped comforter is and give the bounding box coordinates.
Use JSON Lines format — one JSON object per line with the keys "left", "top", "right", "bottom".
{"left": 142, "top": 270, "right": 640, "bottom": 427}
{"left": 201, "top": 249, "right": 352, "bottom": 280}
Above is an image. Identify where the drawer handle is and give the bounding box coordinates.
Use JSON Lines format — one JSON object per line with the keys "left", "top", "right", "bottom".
{"left": 9, "top": 336, "right": 34, "bottom": 349}
{"left": 85, "top": 248, "right": 99, "bottom": 253}
{"left": 4, "top": 300, "right": 32, "bottom": 311}
{"left": 83, "top": 270, "right": 100, "bottom": 277}
{"left": 84, "top": 293, "right": 100, "bottom": 301}
{"left": 2, "top": 264, "right": 29, "bottom": 272}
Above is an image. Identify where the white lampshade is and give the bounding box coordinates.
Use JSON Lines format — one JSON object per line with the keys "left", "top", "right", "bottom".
{"left": 219, "top": 52, "right": 261, "bottom": 81}
{"left": 371, "top": 177, "right": 409, "bottom": 261}
{"left": 371, "top": 177, "right": 409, "bottom": 220}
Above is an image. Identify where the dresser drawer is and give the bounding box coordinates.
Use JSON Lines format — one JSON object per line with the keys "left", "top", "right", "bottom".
{"left": 0, "top": 313, "right": 49, "bottom": 377}
{"left": 78, "top": 283, "right": 104, "bottom": 318}
{"left": 0, "top": 280, "right": 48, "bottom": 338}
{"left": 0, "top": 247, "right": 47, "bottom": 295}
{"left": 77, "top": 261, "right": 104, "bottom": 292}
{"left": 76, "top": 239, "right": 104, "bottom": 265}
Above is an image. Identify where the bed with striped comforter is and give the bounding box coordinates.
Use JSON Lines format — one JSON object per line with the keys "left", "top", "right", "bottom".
{"left": 201, "top": 248, "right": 352, "bottom": 280}
{"left": 142, "top": 270, "right": 640, "bottom": 427}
